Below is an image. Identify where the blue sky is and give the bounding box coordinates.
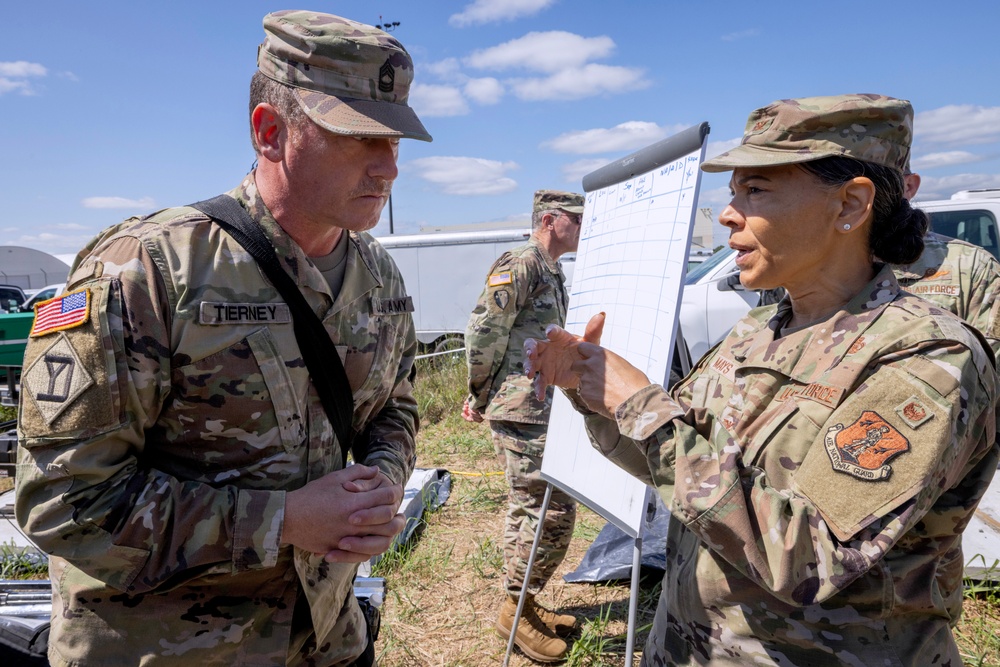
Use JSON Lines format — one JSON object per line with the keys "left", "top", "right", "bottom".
{"left": 4, "top": 0, "right": 1000, "bottom": 258}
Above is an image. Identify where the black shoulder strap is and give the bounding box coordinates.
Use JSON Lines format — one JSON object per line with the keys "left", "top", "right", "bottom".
{"left": 189, "top": 195, "right": 357, "bottom": 466}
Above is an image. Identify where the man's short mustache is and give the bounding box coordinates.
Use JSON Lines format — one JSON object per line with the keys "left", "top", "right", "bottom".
{"left": 351, "top": 180, "right": 392, "bottom": 197}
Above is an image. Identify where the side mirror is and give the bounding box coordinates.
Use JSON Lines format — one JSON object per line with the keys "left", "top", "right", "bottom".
{"left": 717, "top": 270, "right": 746, "bottom": 292}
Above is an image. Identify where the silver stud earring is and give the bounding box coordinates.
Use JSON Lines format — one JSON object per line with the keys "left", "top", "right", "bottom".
{"left": 843, "top": 224, "right": 851, "bottom": 230}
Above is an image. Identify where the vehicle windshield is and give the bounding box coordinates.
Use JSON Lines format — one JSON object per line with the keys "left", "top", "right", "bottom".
{"left": 686, "top": 247, "right": 735, "bottom": 285}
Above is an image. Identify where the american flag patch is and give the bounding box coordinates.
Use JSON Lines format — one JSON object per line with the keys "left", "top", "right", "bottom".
{"left": 30, "top": 289, "right": 90, "bottom": 336}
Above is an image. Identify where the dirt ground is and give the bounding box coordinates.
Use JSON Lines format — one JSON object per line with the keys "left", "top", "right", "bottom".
{"left": 375, "top": 469, "right": 654, "bottom": 667}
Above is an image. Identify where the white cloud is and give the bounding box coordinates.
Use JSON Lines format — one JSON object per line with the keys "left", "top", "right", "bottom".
{"left": 705, "top": 137, "right": 741, "bottom": 162}
{"left": 0, "top": 60, "right": 47, "bottom": 96}
{"left": 911, "top": 151, "right": 986, "bottom": 171}
{"left": 0, "top": 61, "right": 46, "bottom": 77}
{"left": 450, "top": 0, "right": 557, "bottom": 27}
{"left": 544, "top": 121, "right": 685, "bottom": 155}
{"left": 467, "top": 31, "right": 616, "bottom": 73}
{"left": 464, "top": 78, "right": 504, "bottom": 105}
{"left": 5, "top": 232, "right": 95, "bottom": 255}
{"left": 409, "top": 83, "right": 470, "bottom": 117}
{"left": 561, "top": 158, "right": 610, "bottom": 183}
{"left": 407, "top": 156, "right": 519, "bottom": 195}
{"left": 721, "top": 29, "right": 759, "bottom": 42}
{"left": 915, "top": 105, "right": 1000, "bottom": 146}
{"left": 508, "top": 63, "right": 648, "bottom": 101}
{"left": 911, "top": 173, "right": 1000, "bottom": 202}
{"left": 81, "top": 196, "right": 156, "bottom": 209}
{"left": 425, "top": 58, "right": 462, "bottom": 79}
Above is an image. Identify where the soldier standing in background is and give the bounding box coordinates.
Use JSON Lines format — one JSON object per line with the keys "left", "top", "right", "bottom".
{"left": 464, "top": 190, "right": 584, "bottom": 663}
{"left": 758, "top": 161, "right": 1000, "bottom": 355}
{"left": 15, "top": 11, "right": 428, "bottom": 667}
{"left": 892, "top": 163, "right": 1000, "bottom": 354}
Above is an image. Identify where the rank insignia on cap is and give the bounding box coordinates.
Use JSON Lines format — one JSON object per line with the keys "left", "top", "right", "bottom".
{"left": 493, "top": 289, "right": 510, "bottom": 311}
{"left": 379, "top": 59, "right": 395, "bottom": 93}
{"left": 30, "top": 289, "right": 90, "bottom": 337}
{"left": 824, "top": 411, "right": 909, "bottom": 481}
{"left": 488, "top": 272, "right": 513, "bottom": 287}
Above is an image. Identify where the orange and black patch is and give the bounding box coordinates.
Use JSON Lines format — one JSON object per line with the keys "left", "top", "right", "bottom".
{"left": 823, "top": 410, "right": 909, "bottom": 481}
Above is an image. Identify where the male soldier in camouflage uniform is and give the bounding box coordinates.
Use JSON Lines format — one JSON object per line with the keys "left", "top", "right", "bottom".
{"left": 464, "top": 190, "right": 583, "bottom": 662}
{"left": 15, "top": 11, "right": 429, "bottom": 667}
{"left": 894, "top": 164, "right": 1000, "bottom": 354}
{"left": 526, "top": 95, "right": 999, "bottom": 665}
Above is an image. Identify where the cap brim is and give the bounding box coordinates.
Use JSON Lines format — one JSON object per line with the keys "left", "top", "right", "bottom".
{"left": 701, "top": 144, "right": 832, "bottom": 173}
{"left": 295, "top": 89, "right": 432, "bottom": 142}
{"left": 560, "top": 205, "right": 585, "bottom": 214}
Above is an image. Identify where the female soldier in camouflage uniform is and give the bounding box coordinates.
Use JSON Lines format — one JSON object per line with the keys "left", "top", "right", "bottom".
{"left": 525, "top": 94, "right": 999, "bottom": 666}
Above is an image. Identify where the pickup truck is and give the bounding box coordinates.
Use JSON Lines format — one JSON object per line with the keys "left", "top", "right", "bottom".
{"left": 680, "top": 189, "right": 1000, "bottom": 359}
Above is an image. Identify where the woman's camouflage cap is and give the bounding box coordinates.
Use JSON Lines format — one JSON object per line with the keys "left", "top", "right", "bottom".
{"left": 258, "top": 10, "right": 432, "bottom": 142}
{"left": 702, "top": 94, "right": 911, "bottom": 173}
{"left": 534, "top": 190, "right": 585, "bottom": 214}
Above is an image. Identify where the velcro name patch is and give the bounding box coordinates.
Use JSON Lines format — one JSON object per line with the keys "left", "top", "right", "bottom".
{"left": 775, "top": 382, "right": 844, "bottom": 407}
{"left": 373, "top": 296, "right": 414, "bottom": 315}
{"left": 200, "top": 302, "right": 291, "bottom": 325}
{"left": 907, "top": 284, "right": 960, "bottom": 297}
{"left": 488, "top": 272, "right": 513, "bottom": 287}
{"left": 709, "top": 354, "right": 737, "bottom": 382}
{"left": 30, "top": 289, "right": 90, "bottom": 336}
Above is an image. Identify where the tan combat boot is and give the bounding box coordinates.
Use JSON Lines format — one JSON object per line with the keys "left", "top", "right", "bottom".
{"left": 528, "top": 597, "right": 577, "bottom": 637}
{"left": 496, "top": 596, "right": 568, "bottom": 663}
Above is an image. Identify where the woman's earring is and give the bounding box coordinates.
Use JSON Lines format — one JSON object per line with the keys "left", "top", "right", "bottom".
{"left": 843, "top": 224, "right": 851, "bottom": 230}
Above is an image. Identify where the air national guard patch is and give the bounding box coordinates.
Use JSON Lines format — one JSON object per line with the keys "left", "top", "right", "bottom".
{"left": 824, "top": 410, "right": 909, "bottom": 481}
{"left": 30, "top": 289, "right": 90, "bottom": 336}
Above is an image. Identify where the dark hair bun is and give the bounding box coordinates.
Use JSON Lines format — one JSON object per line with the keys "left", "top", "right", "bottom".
{"left": 871, "top": 199, "right": 928, "bottom": 265}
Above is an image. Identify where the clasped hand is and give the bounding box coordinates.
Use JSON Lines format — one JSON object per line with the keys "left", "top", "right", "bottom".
{"left": 523, "top": 312, "right": 652, "bottom": 419}
{"left": 283, "top": 464, "right": 406, "bottom": 563}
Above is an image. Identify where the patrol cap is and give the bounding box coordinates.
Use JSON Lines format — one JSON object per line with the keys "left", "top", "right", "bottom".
{"left": 702, "top": 94, "right": 911, "bottom": 173}
{"left": 258, "top": 10, "right": 432, "bottom": 142}
{"left": 534, "top": 190, "right": 585, "bottom": 215}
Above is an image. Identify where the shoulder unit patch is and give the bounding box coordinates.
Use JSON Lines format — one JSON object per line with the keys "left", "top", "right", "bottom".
{"left": 824, "top": 410, "right": 909, "bottom": 481}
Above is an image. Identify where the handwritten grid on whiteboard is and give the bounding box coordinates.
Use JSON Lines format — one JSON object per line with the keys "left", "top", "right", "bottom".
{"left": 541, "top": 151, "right": 703, "bottom": 536}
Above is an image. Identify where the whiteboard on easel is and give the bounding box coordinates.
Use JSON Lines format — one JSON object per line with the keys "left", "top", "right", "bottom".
{"left": 540, "top": 123, "right": 710, "bottom": 538}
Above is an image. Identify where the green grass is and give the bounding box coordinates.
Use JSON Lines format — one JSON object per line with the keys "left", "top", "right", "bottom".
{"left": 413, "top": 353, "right": 467, "bottom": 425}
{"left": 0, "top": 540, "right": 48, "bottom": 579}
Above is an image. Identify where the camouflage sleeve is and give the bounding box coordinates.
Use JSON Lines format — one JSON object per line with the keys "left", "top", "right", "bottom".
{"left": 15, "top": 236, "right": 284, "bottom": 594}
{"left": 465, "top": 255, "right": 531, "bottom": 411}
{"left": 358, "top": 313, "right": 419, "bottom": 487}
{"left": 965, "top": 251, "right": 1000, "bottom": 356}
{"left": 613, "top": 340, "right": 996, "bottom": 607}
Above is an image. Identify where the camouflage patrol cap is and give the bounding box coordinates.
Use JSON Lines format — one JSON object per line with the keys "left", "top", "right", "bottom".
{"left": 534, "top": 190, "right": 585, "bottom": 215}
{"left": 702, "top": 94, "right": 911, "bottom": 173}
{"left": 258, "top": 10, "right": 432, "bottom": 142}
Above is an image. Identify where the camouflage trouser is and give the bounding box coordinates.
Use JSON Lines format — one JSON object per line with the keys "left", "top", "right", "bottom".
{"left": 491, "top": 420, "right": 577, "bottom": 595}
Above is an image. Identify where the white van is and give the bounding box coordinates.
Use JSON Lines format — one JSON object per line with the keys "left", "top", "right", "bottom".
{"left": 377, "top": 229, "right": 532, "bottom": 352}
{"left": 682, "top": 189, "right": 1000, "bottom": 359}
